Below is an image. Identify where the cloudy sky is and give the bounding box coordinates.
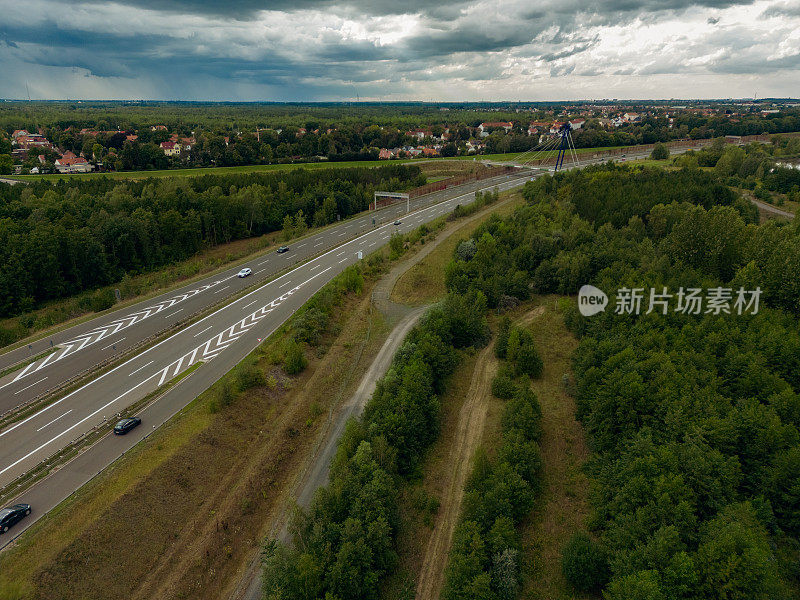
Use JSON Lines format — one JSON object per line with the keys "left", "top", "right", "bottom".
{"left": 0, "top": 0, "right": 798, "bottom": 101}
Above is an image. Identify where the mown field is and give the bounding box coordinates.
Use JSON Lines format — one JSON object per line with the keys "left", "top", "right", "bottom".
{"left": 5, "top": 145, "right": 630, "bottom": 182}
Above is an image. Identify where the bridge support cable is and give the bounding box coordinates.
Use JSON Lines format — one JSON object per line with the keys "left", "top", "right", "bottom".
{"left": 518, "top": 135, "right": 561, "bottom": 169}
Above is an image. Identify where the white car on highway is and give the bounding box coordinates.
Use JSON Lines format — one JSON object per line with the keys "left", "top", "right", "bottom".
{"left": 237, "top": 268, "right": 252, "bottom": 278}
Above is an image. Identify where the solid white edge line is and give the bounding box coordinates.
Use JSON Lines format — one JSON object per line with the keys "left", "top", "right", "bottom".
{"left": 0, "top": 173, "right": 529, "bottom": 440}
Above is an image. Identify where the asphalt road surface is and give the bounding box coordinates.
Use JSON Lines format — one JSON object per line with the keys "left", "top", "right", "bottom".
{"left": 0, "top": 150, "right": 674, "bottom": 550}
{"left": 0, "top": 171, "right": 531, "bottom": 412}
{"left": 0, "top": 170, "right": 542, "bottom": 550}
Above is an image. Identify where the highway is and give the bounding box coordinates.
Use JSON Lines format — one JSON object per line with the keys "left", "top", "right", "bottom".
{"left": 0, "top": 149, "right": 664, "bottom": 550}
{"left": 0, "top": 170, "right": 542, "bottom": 540}
{"left": 0, "top": 171, "right": 527, "bottom": 413}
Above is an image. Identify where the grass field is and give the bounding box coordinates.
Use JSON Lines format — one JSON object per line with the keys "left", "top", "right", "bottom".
{"left": 391, "top": 190, "right": 525, "bottom": 305}
{"left": 516, "top": 296, "right": 593, "bottom": 600}
{"left": 6, "top": 159, "right": 390, "bottom": 181}
{"left": 5, "top": 144, "right": 630, "bottom": 182}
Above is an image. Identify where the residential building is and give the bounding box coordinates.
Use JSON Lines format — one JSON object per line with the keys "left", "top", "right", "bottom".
{"left": 160, "top": 141, "right": 181, "bottom": 156}
{"left": 54, "top": 151, "right": 92, "bottom": 173}
{"left": 478, "top": 122, "right": 513, "bottom": 137}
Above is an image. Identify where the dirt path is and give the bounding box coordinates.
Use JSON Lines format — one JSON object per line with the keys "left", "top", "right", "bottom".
{"left": 281, "top": 305, "right": 426, "bottom": 536}
{"left": 229, "top": 190, "right": 526, "bottom": 600}
{"left": 415, "top": 342, "right": 497, "bottom": 600}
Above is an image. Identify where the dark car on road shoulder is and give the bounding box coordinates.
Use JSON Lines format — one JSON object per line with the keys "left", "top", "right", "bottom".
{"left": 277, "top": 245, "right": 290, "bottom": 254}
{"left": 0, "top": 503, "right": 31, "bottom": 534}
{"left": 113, "top": 417, "right": 141, "bottom": 435}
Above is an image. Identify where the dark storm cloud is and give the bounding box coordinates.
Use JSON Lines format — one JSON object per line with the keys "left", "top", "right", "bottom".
{"left": 761, "top": 2, "right": 800, "bottom": 17}
{"left": 0, "top": 0, "right": 796, "bottom": 100}
{"left": 77, "top": 0, "right": 758, "bottom": 18}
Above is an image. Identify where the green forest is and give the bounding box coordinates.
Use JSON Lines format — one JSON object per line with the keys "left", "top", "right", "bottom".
{"left": 673, "top": 136, "right": 800, "bottom": 203}
{"left": 0, "top": 165, "right": 422, "bottom": 319}
{"left": 443, "top": 165, "right": 800, "bottom": 598}
{"left": 257, "top": 164, "right": 800, "bottom": 598}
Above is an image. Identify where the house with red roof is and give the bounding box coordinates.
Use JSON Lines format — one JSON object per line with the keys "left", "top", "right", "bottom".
{"left": 160, "top": 141, "right": 181, "bottom": 156}
{"left": 478, "top": 122, "right": 513, "bottom": 137}
{"left": 54, "top": 151, "right": 92, "bottom": 173}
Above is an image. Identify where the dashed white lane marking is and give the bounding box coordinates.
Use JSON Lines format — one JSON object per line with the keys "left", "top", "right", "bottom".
{"left": 310, "top": 264, "right": 321, "bottom": 271}
{"left": 193, "top": 326, "right": 212, "bottom": 338}
{"left": 314, "top": 241, "right": 323, "bottom": 247}
{"left": 163, "top": 307, "right": 184, "bottom": 319}
{"left": 14, "top": 376, "right": 48, "bottom": 395}
{"left": 101, "top": 337, "right": 126, "bottom": 351}
{"left": 36, "top": 410, "right": 72, "bottom": 432}
{"left": 0, "top": 376, "right": 153, "bottom": 478}
{"left": 242, "top": 300, "right": 258, "bottom": 309}
{"left": 339, "top": 258, "right": 347, "bottom": 264}
{"left": 338, "top": 232, "right": 347, "bottom": 236}
{"left": 128, "top": 360, "right": 154, "bottom": 376}
{"left": 214, "top": 285, "right": 230, "bottom": 294}
{"left": 279, "top": 280, "right": 292, "bottom": 289}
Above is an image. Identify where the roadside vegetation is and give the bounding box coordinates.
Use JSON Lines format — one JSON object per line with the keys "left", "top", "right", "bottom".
{"left": 0, "top": 164, "right": 422, "bottom": 344}
{"left": 261, "top": 290, "right": 490, "bottom": 598}
{"left": 0, "top": 189, "right": 495, "bottom": 600}
{"left": 0, "top": 260, "right": 376, "bottom": 600}
{"left": 439, "top": 164, "right": 800, "bottom": 597}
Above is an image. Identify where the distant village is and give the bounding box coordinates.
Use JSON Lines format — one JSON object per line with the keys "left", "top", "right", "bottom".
{"left": 3, "top": 100, "right": 796, "bottom": 174}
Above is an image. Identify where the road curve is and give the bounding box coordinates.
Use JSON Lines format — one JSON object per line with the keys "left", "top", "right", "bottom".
{"left": 0, "top": 149, "right": 673, "bottom": 551}
{"left": 0, "top": 171, "right": 526, "bottom": 412}
{"left": 0, "top": 171, "right": 536, "bottom": 551}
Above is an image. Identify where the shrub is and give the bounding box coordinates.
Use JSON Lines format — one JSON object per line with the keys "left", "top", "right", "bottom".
{"left": 236, "top": 362, "right": 266, "bottom": 391}
{"left": 90, "top": 288, "right": 116, "bottom": 312}
{"left": 561, "top": 532, "right": 610, "bottom": 593}
{"left": 283, "top": 339, "right": 307, "bottom": 375}
{"left": 209, "top": 384, "right": 235, "bottom": 413}
{"left": 338, "top": 265, "right": 364, "bottom": 294}
{"left": 501, "top": 386, "right": 542, "bottom": 441}
{"left": 506, "top": 326, "right": 543, "bottom": 378}
{"left": 650, "top": 142, "right": 670, "bottom": 160}
{"left": 491, "top": 371, "right": 516, "bottom": 399}
{"left": 495, "top": 316, "right": 511, "bottom": 359}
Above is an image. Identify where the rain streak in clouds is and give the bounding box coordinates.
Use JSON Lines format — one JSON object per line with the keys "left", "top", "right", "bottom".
{"left": 0, "top": 0, "right": 798, "bottom": 100}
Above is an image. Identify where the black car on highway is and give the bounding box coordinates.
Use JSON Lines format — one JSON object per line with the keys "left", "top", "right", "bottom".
{"left": 0, "top": 503, "right": 31, "bottom": 534}
{"left": 277, "top": 245, "right": 290, "bottom": 253}
{"left": 113, "top": 416, "right": 141, "bottom": 435}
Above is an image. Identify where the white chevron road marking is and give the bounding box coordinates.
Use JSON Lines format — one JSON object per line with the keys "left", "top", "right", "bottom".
{"left": 0, "top": 278, "right": 226, "bottom": 391}
{"left": 152, "top": 267, "right": 332, "bottom": 387}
